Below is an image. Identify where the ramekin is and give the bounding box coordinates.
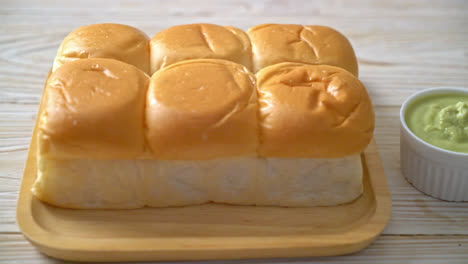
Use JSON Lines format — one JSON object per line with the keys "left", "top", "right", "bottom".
{"left": 400, "top": 87, "right": 468, "bottom": 202}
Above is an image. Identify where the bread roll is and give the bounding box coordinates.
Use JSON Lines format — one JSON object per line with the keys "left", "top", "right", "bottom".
{"left": 146, "top": 59, "right": 258, "bottom": 159}
{"left": 257, "top": 62, "right": 374, "bottom": 158}
{"left": 150, "top": 24, "right": 253, "bottom": 74}
{"left": 53, "top": 23, "right": 150, "bottom": 74}
{"left": 248, "top": 24, "right": 358, "bottom": 75}
{"left": 39, "top": 58, "right": 149, "bottom": 159}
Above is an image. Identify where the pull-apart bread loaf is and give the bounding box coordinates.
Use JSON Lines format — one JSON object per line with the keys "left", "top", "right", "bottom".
{"left": 32, "top": 23, "right": 373, "bottom": 209}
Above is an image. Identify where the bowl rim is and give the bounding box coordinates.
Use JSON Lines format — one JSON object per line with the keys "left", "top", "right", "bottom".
{"left": 400, "top": 86, "right": 468, "bottom": 157}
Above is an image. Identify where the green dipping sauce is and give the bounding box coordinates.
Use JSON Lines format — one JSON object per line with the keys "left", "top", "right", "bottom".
{"left": 405, "top": 92, "right": 468, "bottom": 153}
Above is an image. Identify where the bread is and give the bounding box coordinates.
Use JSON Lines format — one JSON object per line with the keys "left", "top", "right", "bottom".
{"left": 144, "top": 158, "right": 259, "bottom": 207}
{"left": 146, "top": 155, "right": 363, "bottom": 207}
{"left": 52, "top": 23, "right": 150, "bottom": 74}
{"left": 150, "top": 24, "right": 253, "bottom": 74}
{"left": 34, "top": 58, "right": 150, "bottom": 208}
{"left": 257, "top": 62, "right": 374, "bottom": 158}
{"left": 248, "top": 24, "right": 359, "bottom": 76}
{"left": 32, "top": 23, "right": 373, "bottom": 209}
{"left": 257, "top": 155, "right": 363, "bottom": 206}
{"left": 34, "top": 158, "right": 146, "bottom": 208}
{"left": 39, "top": 58, "right": 149, "bottom": 159}
{"left": 146, "top": 59, "right": 258, "bottom": 159}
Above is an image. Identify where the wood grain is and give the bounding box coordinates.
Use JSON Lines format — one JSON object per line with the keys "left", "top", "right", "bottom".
{"left": 1, "top": 0, "right": 468, "bottom": 263}
{"left": 1, "top": 234, "right": 468, "bottom": 264}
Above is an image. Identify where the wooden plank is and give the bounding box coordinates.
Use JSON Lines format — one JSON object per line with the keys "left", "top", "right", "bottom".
{"left": 1, "top": 233, "right": 467, "bottom": 264}
{"left": 1, "top": 0, "right": 467, "bottom": 19}
{"left": 1, "top": 2, "right": 467, "bottom": 106}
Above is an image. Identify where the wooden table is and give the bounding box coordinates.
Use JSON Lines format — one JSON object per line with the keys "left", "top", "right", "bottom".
{"left": 1, "top": 0, "right": 467, "bottom": 263}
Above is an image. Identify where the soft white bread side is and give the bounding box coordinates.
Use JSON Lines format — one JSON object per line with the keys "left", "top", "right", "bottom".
{"left": 257, "top": 62, "right": 374, "bottom": 158}
{"left": 146, "top": 59, "right": 258, "bottom": 160}
{"left": 149, "top": 155, "right": 362, "bottom": 207}
{"left": 258, "top": 155, "right": 363, "bottom": 206}
{"left": 33, "top": 157, "right": 146, "bottom": 209}
{"left": 248, "top": 24, "right": 359, "bottom": 75}
{"left": 33, "top": 155, "right": 361, "bottom": 209}
{"left": 53, "top": 23, "right": 151, "bottom": 74}
{"left": 150, "top": 24, "right": 253, "bottom": 74}
{"left": 145, "top": 158, "right": 260, "bottom": 207}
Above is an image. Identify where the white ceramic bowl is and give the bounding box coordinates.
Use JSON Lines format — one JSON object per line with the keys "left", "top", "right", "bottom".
{"left": 400, "top": 87, "right": 468, "bottom": 201}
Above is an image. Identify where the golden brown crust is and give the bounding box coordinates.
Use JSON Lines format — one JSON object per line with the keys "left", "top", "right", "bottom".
{"left": 150, "top": 24, "right": 253, "bottom": 74}
{"left": 53, "top": 23, "right": 150, "bottom": 74}
{"left": 248, "top": 24, "right": 358, "bottom": 76}
{"left": 146, "top": 59, "right": 258, "bottom": 159}
{"left": 256, "top": 62, "right": 374, "bottom": 158}
{"left": 39, "top": 58, "right": 150, "bottom": 159}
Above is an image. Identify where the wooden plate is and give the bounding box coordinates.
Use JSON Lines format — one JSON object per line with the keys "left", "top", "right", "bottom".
{"left": 17, "top": 87, "right": 391, "bottom": 262}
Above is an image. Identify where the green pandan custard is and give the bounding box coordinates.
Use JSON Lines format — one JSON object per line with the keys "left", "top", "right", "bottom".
{"left": 405, "top": 92, "right": 468, "bottom": 153}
